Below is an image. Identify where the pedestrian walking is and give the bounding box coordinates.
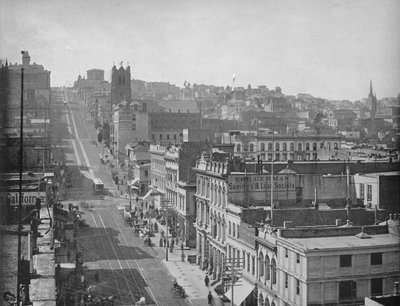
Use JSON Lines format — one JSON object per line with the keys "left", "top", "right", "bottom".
{"left": 204, "top": 274, "right": 210, "bottom": 287}
{"left": 208, "top": 291, "right": 213, "bottom": 305}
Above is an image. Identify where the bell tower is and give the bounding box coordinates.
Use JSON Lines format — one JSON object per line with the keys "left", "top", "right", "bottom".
{"left": 111, "top": 63, "right": 131, "bottom": 108}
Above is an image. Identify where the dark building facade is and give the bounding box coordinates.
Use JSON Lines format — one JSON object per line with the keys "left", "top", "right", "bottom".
{"left": 111, "top": 64, "right": 131, "bottom": 107}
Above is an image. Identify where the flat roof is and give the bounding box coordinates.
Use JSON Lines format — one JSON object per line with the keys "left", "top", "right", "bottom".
{"left": 282, "top": 233, "right": 400, "bottom": 252}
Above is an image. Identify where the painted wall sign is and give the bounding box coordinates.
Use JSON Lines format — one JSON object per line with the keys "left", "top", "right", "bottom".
{"left": 227, "top": 174, "right": 296, "bottom": 193}
{"left": 0, "top": 192, "right": 46, "bottom": 206}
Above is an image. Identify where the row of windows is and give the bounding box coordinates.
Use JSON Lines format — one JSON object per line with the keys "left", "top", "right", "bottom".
{"left": 339, "top": 278, "right": 383, "bottom": 300}
{"left": 237, "top": 142, "right": 339, "bottom": 152}
{"left": 228, "top": 221, "right": 239, "bottom": 238}
{"left": 151, "top": 133, "right": 180, "bottom": 140}
{"left": 359, "top": 184, "right": 373, "bottom": 201}
{"left": 283, "top": 273, "right": 301, "bottom": 295}
{"left": 284, "top": 247, "right": 301, "bottom": 264}
{"left": 197, "top": 177, "right": 227, "bottom": 207}
{"left": 257, "top": 152, "right": 318, "bottom": 161}
{"left": 340, "top": 253, "right": 382, "bottom": 267}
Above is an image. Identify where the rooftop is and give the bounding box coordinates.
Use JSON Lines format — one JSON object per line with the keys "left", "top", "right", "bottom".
{"left": 282, "top": 232, "right": 399, "bottom": 252}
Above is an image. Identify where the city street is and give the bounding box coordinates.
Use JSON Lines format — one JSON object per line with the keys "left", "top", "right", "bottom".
{"left": 56, "top": 89, "right": 189, "bottom": 305}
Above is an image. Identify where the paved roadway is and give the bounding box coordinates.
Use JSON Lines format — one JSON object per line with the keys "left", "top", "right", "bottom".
{"left": 55, "top": 89, "right": 189, "bottom": 306}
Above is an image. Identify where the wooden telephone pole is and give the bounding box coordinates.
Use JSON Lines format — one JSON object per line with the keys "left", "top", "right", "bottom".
{"left": 222, "top": 257, "right": 243, "bottom": 306}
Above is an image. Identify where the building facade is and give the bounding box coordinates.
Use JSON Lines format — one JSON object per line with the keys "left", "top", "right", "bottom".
{"left": 233, "top": 130, "right": 342, "bottom": 161}
{"left": 111, "top": 64, "right": 131, "bottom": 107}
{"left": 195, "top": 154, "right": 229, "bottom": 278}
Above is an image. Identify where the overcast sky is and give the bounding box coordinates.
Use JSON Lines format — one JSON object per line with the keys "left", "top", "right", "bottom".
{"left": 1, "top": 0, "right": 399, "bottom": 101}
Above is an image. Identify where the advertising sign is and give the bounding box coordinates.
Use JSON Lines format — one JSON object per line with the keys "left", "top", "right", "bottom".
{"left": 228, "top": 174, "right": 296, "bottom": 193}
{"left": 0, "top": 192, "right": 46, "bottom": 206}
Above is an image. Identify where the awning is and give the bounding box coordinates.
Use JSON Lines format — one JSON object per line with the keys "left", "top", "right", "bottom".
{"left": 128, "top": 178, "right": 139, "bottom": 186}
{"left": 224, "top": 277, "right": 255, "bottom": 306}
{"left": 143, "top": 189, "right": 164, "bottom": 200}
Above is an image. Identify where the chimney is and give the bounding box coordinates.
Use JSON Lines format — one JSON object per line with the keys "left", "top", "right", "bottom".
{"left": 335, "top": 219, "right": 342, "bottom": 226}
{"left": 346, "top": 220, "right": 353, "bottom": 226}
{"left": 22, "top": 51, "right": 30, "bottom": 66}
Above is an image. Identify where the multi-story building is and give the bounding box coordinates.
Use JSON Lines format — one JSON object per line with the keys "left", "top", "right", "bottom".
{"left": 87, "top": 68, "right": 104, "bottom": 82}
{"left": 354, "top": 171, "right": 400, "bottom": 213}
{"left": 219, "top": 205, "right": 397, "bottom": 306}
{"left": 125, "top": 141, "right": 151, "bottom": 203}
{"left": 149, "top": 143, "right": 209, "bottom": 247}
{"left": 3, "top": 51, "right": 51, "bottom": 170}
{"left": 148, "top": 144, "right": 167, "bottom": 210}
{"left": 257, "top": 217, "right": 400, "bottom": 305}
{"left": 149, "top": 100, "right": 201, "bottom": 145}
{"left": 233, "top": 129, "right": 342, "bottom": 161}
{"left": 194, "top": 153, "right": 229, "bottom": 276}
{"left": 328, "top": 109, "right": 357, "bottom": 131}
{"left": 110, "top": 100, "right": 133, "bottom": 162}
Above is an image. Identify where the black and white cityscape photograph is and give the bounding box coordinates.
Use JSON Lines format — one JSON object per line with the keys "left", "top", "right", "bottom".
{"left": 0, "top": 0, "right": 399, "bottom": 305}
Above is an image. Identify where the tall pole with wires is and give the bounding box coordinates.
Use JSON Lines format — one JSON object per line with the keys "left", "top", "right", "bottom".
{"left": 16, "top": 65, "right": 24, "bottom": 305}
{"left": 270, "top": 131, "right": 274, "bottom": 227}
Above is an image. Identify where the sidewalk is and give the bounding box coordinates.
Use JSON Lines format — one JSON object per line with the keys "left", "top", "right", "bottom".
{"left": 148, "top": 223, "right": 224, "bottom": 306}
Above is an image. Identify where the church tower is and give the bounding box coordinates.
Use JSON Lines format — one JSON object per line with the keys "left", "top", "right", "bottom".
{"left": 111, "top": 63, "right": 131, "bottom": 108}
{"left": 369, "top": 80, "right": 377, "bottom": 120}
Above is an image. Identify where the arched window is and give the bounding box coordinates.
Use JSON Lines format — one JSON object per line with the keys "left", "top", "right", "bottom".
{"left": 275, "top": 143, "right": 280, "bottom": 151}
{"left": 290, "top": 143, "right": 294, "bottom": 151}
{"left": 334, "top": 143, "right": 338, "bottom": 150}
{"left": 259, "top": 294, "right": 264, "bottom": 304}
{"left": 232, "top": 223, "right": 236, "bottom": 236}
{"left": 268, "top": 143, "right": 272, "bottom": 151}
{"left": 167, "top": 134, "right": 170, "bottom": 140}
{"left": 283, "top": 143, "right": 287, "bottom": 151}
{"left": 313, "top": 143, "right": 317, "bottom": 151}
{"left": 259, "top": 252, "right": 264, "bottom": 277}
{"left": 237, "top": 144, "right": 241, "bottom": 152}
{"left": 298, "top": 143, "right": 302, "bottom": 151}
{"left": 222, "top": 187, "right": 226, "bottom": 207}
{"left": 250, "top": 143, "right": 254, "bottom": 152}
{"left": 122, "top": 76, "right": 125, "bottom": 85}
{"left": 228, "top": 221, "right": 231, "bottom": 235}
{"left": 306, "top": 143, "right": 310, "bottom": 150}
{"left": 118, "top": 76, "right": 121, "bottom": 85}
{"left": 265, "top": 255, "right": 270, "bottom": 280}
{"left": 261, "top": 143, "right": 265, "bottom": 151}
{"left": 265, "top": 298, "right": 270, "bottom": 306}
{"left": 271, "top": 258, "right": 277, "bottom": 284}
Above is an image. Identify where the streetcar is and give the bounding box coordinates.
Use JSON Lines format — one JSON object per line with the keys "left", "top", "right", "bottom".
{"left": 93, "top": 178, "right": 104, "bottom": 194}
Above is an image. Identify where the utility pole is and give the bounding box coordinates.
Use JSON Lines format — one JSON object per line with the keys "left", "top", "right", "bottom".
{"left": 270, "top": 131, "right": 274, "bottom": 227}
{"left": 223, "top": 256, "right": 243, "bottom": 306}
{"left": 17, "top": 66, "right": 24, "bottom": 306}
{"left": 161, "top": 197, "right": 172, "bottom": 261}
